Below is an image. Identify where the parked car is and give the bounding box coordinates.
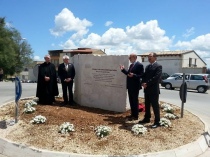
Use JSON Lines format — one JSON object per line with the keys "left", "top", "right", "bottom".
{"left": 7, "top": 78, "right": 15, "bottom": 82}
{"left": 161, "top": 73, "right": 210, "bottom": 93}
{"left": 159, "top": 72, "right": 170, "bottom": 83}
{"left": 21, "top": 79, "right": 35, "bottom": 83}
{"left": 161, "top": 72, "right": 170, "bottom": 80}
{"left": 167, "top": 73, "right": 183, "bottom": 79}
{"left": 21, "top": 79, "right": 27, "bottom": 83}
{"left": 26, "top": 80, "right": 36, "bottom": 83}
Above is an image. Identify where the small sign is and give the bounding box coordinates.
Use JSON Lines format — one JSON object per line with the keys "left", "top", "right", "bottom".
{"left": 15, "top": 77, "right": 22, "bottom": 102}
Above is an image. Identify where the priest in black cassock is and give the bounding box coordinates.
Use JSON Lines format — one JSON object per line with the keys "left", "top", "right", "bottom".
{"left": 36, "top": 54, "right": 59, "bottom": 105}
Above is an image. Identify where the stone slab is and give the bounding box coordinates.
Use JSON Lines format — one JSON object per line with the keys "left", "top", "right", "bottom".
{"left": 73, "top": 55, "right": 129, "bottom": 112}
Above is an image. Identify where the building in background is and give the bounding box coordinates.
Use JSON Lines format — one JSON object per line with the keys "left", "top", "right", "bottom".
{"left": 18, "top": 61, "right": 44, "bottom": 82}
{"left": 17, "top": 48, "right": 105, "bottom": 82}
{"left": 138, "top": 50, "right": 207, "bottom": 75}
{"left": 49, "top": 48, "right": 106, "bottom": 70}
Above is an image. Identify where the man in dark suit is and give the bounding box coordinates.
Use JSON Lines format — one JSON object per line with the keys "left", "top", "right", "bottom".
{"left": 58, "top": 55, "right": 76, "bottom": 106}
{"left": 120, "top": 53, "right": 144, "bottom": 121}
{"left": 139, "top": 52, "right": 162, "bottom": 128}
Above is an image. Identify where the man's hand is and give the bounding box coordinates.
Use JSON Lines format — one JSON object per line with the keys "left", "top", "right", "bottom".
{"left": 119, "top": 64, "right": 124, "bottom": 70}
{"left": 128, "top": 72, "right": 134, "bottom": 77}
{"left": 45, "top": 76, "right": 50, "bottom": 81}
{"left": 64, "top": 78, "right": 72, "bottom": 82}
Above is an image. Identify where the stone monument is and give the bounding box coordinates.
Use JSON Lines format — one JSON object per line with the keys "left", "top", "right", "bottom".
{"left": 73, "top": 54, "right": 130, "bottom": 112}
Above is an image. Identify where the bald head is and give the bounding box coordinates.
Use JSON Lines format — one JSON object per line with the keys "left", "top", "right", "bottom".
{"left": 129, "top": 53, "right": 137, "bottom": 63}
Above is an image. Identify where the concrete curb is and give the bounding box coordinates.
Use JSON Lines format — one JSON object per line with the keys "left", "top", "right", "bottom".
{"left": 0, "top": 98, "right": 209, "bottom": 157}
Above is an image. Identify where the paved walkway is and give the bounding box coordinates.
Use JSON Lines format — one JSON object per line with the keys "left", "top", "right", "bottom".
{"left": 198, "top": 147, "right": 210, "bottom": 157}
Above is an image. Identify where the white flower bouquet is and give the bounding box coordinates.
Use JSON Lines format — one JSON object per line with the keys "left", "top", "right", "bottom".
{"left": 159, "top": 118, "right": 171, "bottom": 127}
{"left": 162, "top": 105, "right": 174, "bottom": 114}
{"left": 30, "top": 115, "right": 46, "bottom": 124}
{"left": 95, "top": 125, "right": 112, "bottom": 138}
{"left": 24, "top": 106, "right": 36, "bottom": 114}
{"left": 131, "top": 124, "right": 147, "bottom": 135}
{"left": 161, "top": 103, "right": 171, "bottom": 109}
{"left": 24, "top": 100, "right": 37, "bottom": 108}
{"left": 58, "top": 122, "right": 75, "bottom": 134}
{"left": 164, "top": 113, "right": 177, "bottom": 120}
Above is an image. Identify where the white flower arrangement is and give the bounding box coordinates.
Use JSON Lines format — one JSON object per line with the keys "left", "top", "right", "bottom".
{"left": 95, "top": 125, "right": 112, "bottom": 138}
{"left": 58, "top": 122, "right": 75, "bottom": 134}
{"left": 30, "top": 115, "right": 46, "bottom": 124}
{"left": 164, "top": 113, "right": 177, "bottom": 120}
{"left": 131, "top": 124, "right": 147, "bottom": 135}
{"left": 24, "top": 106, "right": 36, "bottom": 114}
{"left": 24, "top": 100, "right": 37, "bottom": 108}
{"left": 161, "top": 103, "right": 171, "bottom": 109}
{"left": 162, "top": 105, "right": 174, "bottom": 114}
{"left": 159, "top": 118, "right": 171, "bottom": 127}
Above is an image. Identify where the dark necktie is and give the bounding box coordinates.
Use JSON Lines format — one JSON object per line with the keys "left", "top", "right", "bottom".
{"left": 129, "top": 63, "right": 134, "bottom": 71}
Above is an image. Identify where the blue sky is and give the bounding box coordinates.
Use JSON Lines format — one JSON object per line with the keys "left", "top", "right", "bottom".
{"left": 0, "top": 0, "right": 210, "bottom": 67}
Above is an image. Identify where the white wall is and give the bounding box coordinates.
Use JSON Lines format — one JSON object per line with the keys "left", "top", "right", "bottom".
{"left": 28, "top": 68, "right": 37, "bottom": 81}
{"left": 137, "top": 56, "right": 182, "bottom": 75}
{"left": 182, "top": 52, "right": 206, "bottom": 68}
{"left": 182, "top": 67, "right": 205, "bottom": 74}
{"left": 19, "top": 71, "right": 28, "bottom": 80}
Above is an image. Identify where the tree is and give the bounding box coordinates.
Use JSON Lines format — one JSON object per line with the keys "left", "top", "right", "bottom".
{"left": 0, "top": 17, "right": 17, "bottom": 76}
{"left": 12, "top": 29, "right": 34, "bottom": 73}
{"left": 0, "top": 17, "right": 34, "bottom": 76}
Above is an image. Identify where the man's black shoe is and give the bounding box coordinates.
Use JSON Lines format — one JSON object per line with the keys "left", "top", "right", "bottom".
{"left": 126, "top": 116, "right": 138, "bottom": 121}
{"left": 138, "top": 119, "right": 150, "bottom": 124}
{"left": 60, "top": 102, "right": 68, "bottom": 106}
{"left": 69, "top": 102, "right": 77, "bottom": 106}
{"left": 151, "top": 123, "right": 160, "bottom": 129}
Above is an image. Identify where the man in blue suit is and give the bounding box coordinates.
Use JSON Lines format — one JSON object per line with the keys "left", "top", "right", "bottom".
{"left": 120, "top": 53, "right": 144, "bottom": 121}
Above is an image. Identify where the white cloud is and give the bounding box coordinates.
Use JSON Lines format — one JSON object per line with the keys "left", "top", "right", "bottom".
{"left": 101, "top": 28, "right": 127, "bottom": 44}
{"left": 175, "top": 34, "right": 210, "bottom": 54}
{"left": 70, "top": 29, "right": 89, "bottom": 40}
{"left": 50, "top": 9, "right": 210, "bottom": 65}
{"left": 175, "top": 34, "right": 210, "bottom": 66}
{"left": 183, "top": 27, "right": 195, "bottom": 38}
{"left": 34, "top": 56, "right": 40, "bottom": 61}
{"left": 79, "top": 33, "right": 101, "bottom": 47}
{"left": 60, "top": 39, "right": 77, "bottom": 49}
{"left": 105, "top": 21, "right": 113, "bottom": 27}
{"left": 50, "top": 8, "right": 172, "bottom": 54}
{"left": 126, "top": 20, "right": 166, "bottom": 40}
{"left": 68, "top": 20, "right": 171, "bottom": 54}
{"left": 50, "top": 8, "right": 92, "bottom": 37}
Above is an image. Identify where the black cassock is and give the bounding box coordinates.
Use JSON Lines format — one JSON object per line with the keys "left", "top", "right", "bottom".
{"left": 36, "top": 62, "right": 59, "bottom": 104}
